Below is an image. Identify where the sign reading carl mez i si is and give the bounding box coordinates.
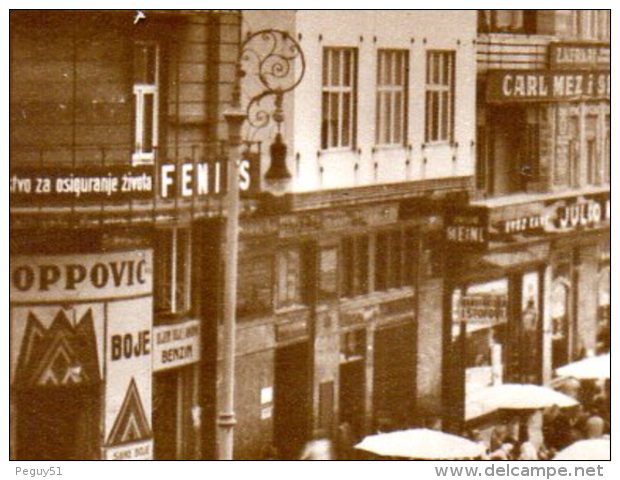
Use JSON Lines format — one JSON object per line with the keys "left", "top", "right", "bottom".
{"left": 487, "top": 70, "right": 610, "bottom": 103}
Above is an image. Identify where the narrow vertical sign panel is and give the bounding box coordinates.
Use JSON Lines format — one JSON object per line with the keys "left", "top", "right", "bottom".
{"left": 103, "top": 297, "right": 154, "bottom": 460}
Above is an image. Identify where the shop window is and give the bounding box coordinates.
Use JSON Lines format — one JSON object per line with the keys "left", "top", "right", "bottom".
{"left": 341, "top": 235, "right": 369, "bottom": 298}
{"left": 376, "top": 50, "right": 409, "bottom": 146}
{"left": 597, "top": 267, "right": 610, "bottom": 353}
{"left": 153, "top": 367, "right": 196, "bottom": 460}
{"left": 478, "top": 10, "right": 536, "bottom": 33}
{"left": 551, "top": 279, "right": 571, "bottom": 370}
{"left": 425, "top": 51, "right": 455, "bottom": 144}
{"left": 572, "top": 10, "right": 610, "bottom": 41}
{"left": 603, "top": 115, "right": 610, "bottom": 183}
{"left": 455, "top": 280, "right": 509, "bottom": 401}
{"left": 237, "top": 254, "right": 273, "bottom": 319}
{"left": 374, "top": 228, "right": 417, "bottom": 291}
{"left": 321, "top": 47, "right": 358, "bottom": 150}
{"left": 132, "top": 42, "right": 159, "bottom": 166}
{"left": 154, "top": 228, "right": 192, "bottom": 315}
{"left": 318, "top": 246, "right": 338, "bottom": 302}
{"left": 586, "top": 115, "right": 598, "bottom": 185}
{"left": 521, "top": 109, "right": 541, "bottom": 190}
{"left": 276, "top": 247, "right": 304, "bottom": 308}
{"left": 567, "top": 117, "right": 580, "bottom": 189}
{"left": 476, "top": 120, "right": 492, "bottom": 194}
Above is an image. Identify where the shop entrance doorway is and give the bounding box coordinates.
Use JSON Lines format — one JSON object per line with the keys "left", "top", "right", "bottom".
{"left": 339, "top": 330, "right": 367, "bottom": 441}
{"left": 274, "top": 341, "right": 311, "bottom": 459}
{"left": 16, "top": 385, "right": 99, "bottom": 460}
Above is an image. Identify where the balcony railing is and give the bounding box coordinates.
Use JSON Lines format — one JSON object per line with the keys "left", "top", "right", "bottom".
{"left": 477, "top": 33, "right": 555, "bottom": 73}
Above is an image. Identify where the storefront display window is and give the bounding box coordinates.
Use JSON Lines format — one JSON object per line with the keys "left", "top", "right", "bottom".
{"left": 237, "top": 254, "right": 274, "bottom": 318}
{"left": 597, "top": 267, "right": 610, "bottom": 353}
{"left": 318, "top": 247, "right": 338, "bottom": 301}
{"left": 455, "top": 280, "right": 509, "bottom": 396}
{"left": 550, "top": 279, "right": 571, "bottom": 370}
{"left": 277, "top": 248, "right": 303, "bottom": 308}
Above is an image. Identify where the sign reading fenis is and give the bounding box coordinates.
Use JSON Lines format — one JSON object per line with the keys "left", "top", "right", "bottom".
{"left": 486, "top": 70, "right": 610, "bottom": 103}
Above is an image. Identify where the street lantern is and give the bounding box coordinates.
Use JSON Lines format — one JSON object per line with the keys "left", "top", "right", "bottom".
{"left": 240, "top": 29, "right": 306, "bottom": 195}
{"left": 217, "top": 27, "right": 305, "bottom": 461}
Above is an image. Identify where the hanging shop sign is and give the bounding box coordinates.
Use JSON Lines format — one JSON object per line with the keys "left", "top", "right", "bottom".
{"left": 486, "top": 70, "right": 610, "bottom": 103}
{"left": 459, "top": 294, "right": 508, "bottom": 325}
{"left": 549, "top": 42, "right": 610, "bottom": 71}
{"left": 444, "top": 207, "right": 489, "bottom": 249}
{"left": 153, "top": 320, "right": 201, "bottom": 372}
{"left": 9, "top": 166, "right": 154, "bottom": 206}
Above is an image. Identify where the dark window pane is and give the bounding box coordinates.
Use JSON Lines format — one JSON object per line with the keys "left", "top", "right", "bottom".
{"left": 143, "top": 93, "right": 155, "bottom": 152}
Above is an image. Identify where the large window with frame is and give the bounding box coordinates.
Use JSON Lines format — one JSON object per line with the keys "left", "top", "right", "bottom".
{"left": 321, "top": 48, "right": 358, "bottom": 150}
{"left": 341, "top": 235, "right": 369, "bottom": 298}
{"left": 425, "top": 51, "right": 455, "bottom": 144}
{"left": 132, "top": 42, "right": 159, "bottom": 166}
{"left": 571, "top": 10, "right": 611, "bottom": 41}
{"left": 604, "top": 114, "right": 610, "bottom": 183}
{"left": 318, "top": 246, "right": 339, "bottom": 302}
{"left": 585, "top": 114, "right": 599, "bottom": 185}
{"left": 237, "top": 253, "right": 274, "bottom": 319}
{"left": 374, "top": 229, "right": 417, "bottom": 291}
{"left": 376, "top": 50, "right": 409, "bottom": 146}
{"left": 277, "top": 247, "right": 303, "bottom": 308}
{"left": 154, "top": 227, "right": 192, "bottom": 315}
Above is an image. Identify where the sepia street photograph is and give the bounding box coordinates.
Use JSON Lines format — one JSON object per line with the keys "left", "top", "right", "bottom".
{"left": 8, "top": 7, "right": 611, "bottom": 464}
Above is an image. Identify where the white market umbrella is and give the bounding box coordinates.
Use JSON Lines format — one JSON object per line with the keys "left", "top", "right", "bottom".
{"left": 556, "top": 354, "right": 610, "bottom": 380}
{"left": 554, "top": 439, "right": 610, "bottom": 461}
{"left": 469, "top": 383, "right": 579, "bottom": 411}
{"left": 354, "top": 428, "right": 486, "bottom": 460}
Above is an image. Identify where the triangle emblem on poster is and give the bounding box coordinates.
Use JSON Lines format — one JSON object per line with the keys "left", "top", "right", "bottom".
{"left": 106, "top": 377, "right": 152, "bottom": 446}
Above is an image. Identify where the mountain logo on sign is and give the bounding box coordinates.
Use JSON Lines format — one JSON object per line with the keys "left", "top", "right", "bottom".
{"left": 15, "top": 309, "right": 100, "bottom": 388}
{"left": 107, "top": 378, "right": 152, "bottom": 446}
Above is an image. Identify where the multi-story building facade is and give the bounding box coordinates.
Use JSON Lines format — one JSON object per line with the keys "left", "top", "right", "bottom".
{"left": 234, "top": 10, "right": 478, "bottom": 459}
{"left": 9, "top": 10, "right": 245, "bottom": 460}
{"left": 443, "top": 10, "right": 610, "bottom": 435}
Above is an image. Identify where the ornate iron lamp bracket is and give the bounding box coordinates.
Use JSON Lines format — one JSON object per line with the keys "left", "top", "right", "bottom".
{"left": 239, "top": 29, "right": 306, "bottom": 138}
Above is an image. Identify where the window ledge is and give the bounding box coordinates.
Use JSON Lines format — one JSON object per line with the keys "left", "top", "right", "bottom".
{"left": 274, "top": 304, "right": 309, "bottom": 316}
{"left": 422, "top": 141, "right": 455, "bottom": 149}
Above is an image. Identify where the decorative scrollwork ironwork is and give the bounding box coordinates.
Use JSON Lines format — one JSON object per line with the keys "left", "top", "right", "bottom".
{"left": 239, "top": 29, "right": 306, "bottom": 135}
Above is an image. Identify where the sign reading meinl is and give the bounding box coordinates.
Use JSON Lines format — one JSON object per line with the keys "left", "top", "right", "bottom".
{"left": 487, "top": 70, "right": 610, "bottom": 103}
{"left": 445, "top": 207, "right": 489, "bottom": 249}
{"left": 549, "top": 42, "right": 610, "bottom": 70}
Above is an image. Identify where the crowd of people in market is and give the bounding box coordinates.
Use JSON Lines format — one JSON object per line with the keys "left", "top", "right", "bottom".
{"left": 469, "top": 379, "right": 610, "bottom": 461}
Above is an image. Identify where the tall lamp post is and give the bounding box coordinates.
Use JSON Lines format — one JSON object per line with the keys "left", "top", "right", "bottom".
{"left": 218, "top": 28, "right": 305, "bottom": 460}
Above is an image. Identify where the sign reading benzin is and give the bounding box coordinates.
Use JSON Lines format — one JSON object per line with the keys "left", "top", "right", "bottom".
{"left": 153, "top": 320, "right": 201, "bottom": 372}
